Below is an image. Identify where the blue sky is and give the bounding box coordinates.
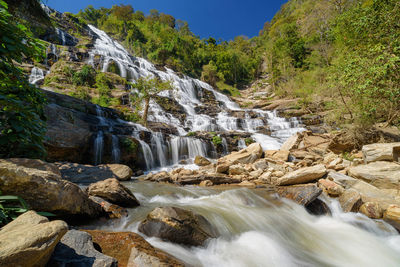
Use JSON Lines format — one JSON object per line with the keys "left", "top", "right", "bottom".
{"left": 45, "top": 0, "right": 287, "bottom": 40}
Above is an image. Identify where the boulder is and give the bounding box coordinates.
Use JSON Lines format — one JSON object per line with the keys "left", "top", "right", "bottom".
{"left": 89, "top": 196, "right": 128, "bottom": 219}
{"left": 194, "top": 156, "right": 211, "bottom": 166}
{"left": 305, "top": 199, "right": 331, "bottom": 216}
{"left": 339, "top": 189, "right": 363, "bottom": 212}
{"left": 0, "top": 159, "right": 102, "bottom": 218}
{"left": 362, "top": 143, "right": 400, "bottom": 163}
{"left": 252, "top": 158, "right": 269, "bottom": 171}
{"left": 265, "top": 150, "right": 289, "bottom": 162}
{"left": 83, "top": 230, "right": 184, "bottom": 267}
{"left": 318, "top": 179, "right": 344, "bottom": 197}
{"left": 219, "top": 143, "right": 263, "bottom": 165}
{"left": 215, "top": 162, "right": 230, "bottom": 174}
{"left": 139, "top": 206, "right": 217, "bottom": 246}
{"left": 87, "top": 178, "right": 140, "bottom": 208}
{"left": 175, "top": 173, "right": 241, "bottom": 185}
{"left": 383, "top": 205, "right": 400, "bottom": 231}
{"left": 48, "top": 230, "right": 117, "bottom": 267}
{"left": 275, "top": 164, "right": 327, "bottom": 186}
{"left": 281, "top": 133, "right": 300, "bottom": 151}
{"left": 56, "top": 162, "right": 134, "bottom": 183}
{"left": 348, "top": 161, "right": 400, "bottom": 190}
{"left": 327, "top": 171, "right": 357, "bottom": 188}
{"left": 0, "top": 211, "right": 68, "bottom": 267}
{"left": 359, "top": 202, "right": 383, "bottom": 219}
{"left": 350, "top": 180, "right": 399, "bottom": 210}
{"left": 229, "top": 164, "right": 247, "bottom": 176}
{"left": 277, "top": 184, "right": 322, "bottom": 206}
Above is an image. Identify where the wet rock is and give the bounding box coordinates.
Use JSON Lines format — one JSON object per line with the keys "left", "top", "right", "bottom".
{"left": 275, "top": 164, "right": 327, "bottom": 186}
{"left": 89, "top": 196, "right": 128, "bottom": 219}
{"left": 383, "top": 205, "right": 400, "bottom": 231}
{"left": 0, "top": 211, "right": 68, "bottom": 267}
{"left": 348, "top": 161, "right": 400, "bottom": 190}
{"left": 362, "top": 143, "right": 400, "bottom": 163}
{"left": 48, "top": 230, "right": 117, "bottom": 267}
{"left": 318, "top": 179, "right": 344, "bottom": 197}
{"left": 146, "top": 171, "right": 171, "bottom": 182}
{"left": 306, "top": 199, "right": 331, "bottom": 216}
{"left": 84, "top": 230, "right": 184, "bottom": 267}
{"left": 0, "top": 159, "right": 102, "bottom": 218}
{"left": 265, "top": 150, "right": 289, "bottom": 162}
{"left": 194, "top": 156, "right": 211, "bottom": 166}
{"left": 339, "top": 189, "right": 363, "bottom": 212}
{"left": 87, "top": 178, "right": 140, "bottom": 208}
{"left": 139, "top": 206, "right": 217, "bottom": 246}
{"left": 199, "top": 180, "right": 213, "bottom": 187}
{"left": 175, "top": 173, "right": 241, "bottom": 185}
{"left": 359, "top": 202, "right": 383, "bottom": 219}
{"left": 238, "top": 180, "right": 256, "bottom": 187}
{"left": 277, "top": 184, "right": 322, "bottom": 206}
{"left": 57, "top": 162, "right": 133, "bottom": 183}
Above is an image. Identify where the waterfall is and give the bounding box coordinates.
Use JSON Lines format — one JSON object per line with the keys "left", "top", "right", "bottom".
{"left": 56, "top": 28, "right": 66, "bottom": 46}
{"left": 221, "top": 137, "right": 229, "bottom": 155}
{"left": 111, "top": 135, "right": 121, "bottom": 163}
{"left": 87, "top": 24, "right": 306, "bottom": 170}
{"left": 151, "top": 132, "right": 167, "bottom": 167}
{"left": 29, "top": 67, "right": 45, "bottom": 85}
{"left": 238, "top": 139, "right": 247, "bottom": 150}
{"left": 93, "top": 131, "right": 104, "bottom": 165}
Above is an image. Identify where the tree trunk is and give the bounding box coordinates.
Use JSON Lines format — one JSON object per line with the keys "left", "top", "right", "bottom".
{"left": 143, "top": 97, "right": 150, "bottom": 127}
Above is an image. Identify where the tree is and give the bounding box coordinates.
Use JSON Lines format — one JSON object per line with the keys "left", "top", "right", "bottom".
{"left": 111, "top": 4, "right": 134, "bottom": 21}
{"left": 159, "top": 13, "right": 175, "bottom": 28}
{"left": 0, "top": 0, "right": 46, "bottom": 158}
{"left": 131, "top": 77, "right": 172, "bottom": 126}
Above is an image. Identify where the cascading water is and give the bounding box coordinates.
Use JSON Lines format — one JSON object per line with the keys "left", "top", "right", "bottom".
{"left": 29, "top": 67, "right": 45, "bottom": 85}
{"left": 56, "top": 28, "right": 66, "bottom": 46}
{"left": 111, "top": 135, "right": 121, "bottom": 163}
{"left": 93, "top": 131, "right": 104, "bottom": 165}
{"left": 87, "top": 24, "right": 306, "bottom": 170}
{"left": 86, "top": 182, "right": 400, "bottom": 267}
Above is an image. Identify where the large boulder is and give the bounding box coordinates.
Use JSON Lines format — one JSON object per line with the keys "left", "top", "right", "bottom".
{"left": 277, "top": 184, "right": 322, "bottom": 206}
{"left": 275, "top": 164, "right": 327, "bottom": 186}
{"left": 0, "top": 211, "right": 68, "bottom": 267}
{"left": 264, "top": 150, "right": 289, "bottom": 162}
{"left": 219, "top": 143, "right": 263, "bottom": 165}
{"left": 280, "top": 133, "right": 300, "bottom": 151}
{"left": 359, "top": 202, "right": 383, "bottom": 219}
{"left": 87, "top": 178, "right": 139, "bottom": 208}
{"left": 174, "top": 173, "right": 241, "bottom": 185}
{"left": 383, "top": 205, "right": 400, "bottom": 231}
{"left": 57, "top": 162, "right": 133, "bottom": 183}
{"left": 362, "top": 143, "right": 400, "bottom": 163}
{"left": 48, "top": 230, "right": 117, "bottom": 267}
{"left": 89, "top": 196, "right": 128, "bottom": 219}
{"left": 139, "top": 206, "right": 217, "bottom": 246}
{"left": 0, "top": 159, "right": 102, "bottom": 218}
{"left": 339, "top": 189, "right": 363, "bottom": 212}
{"left": 348, "top": 161, "right": 400, "bottom": 190}
{"left": 83, "top": 230, "right": 184, "bottom": 267}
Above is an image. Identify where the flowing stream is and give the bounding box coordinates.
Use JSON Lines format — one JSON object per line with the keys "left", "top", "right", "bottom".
{"left": 85, "top": 181, "right": 400, "bottom": 267}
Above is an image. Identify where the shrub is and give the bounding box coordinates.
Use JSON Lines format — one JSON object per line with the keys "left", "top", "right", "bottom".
{"left": 72, "top": 65, "right": 96, "bottom": 86}
{"left": 212, "top": 135, "right": 223, "bottom": 146}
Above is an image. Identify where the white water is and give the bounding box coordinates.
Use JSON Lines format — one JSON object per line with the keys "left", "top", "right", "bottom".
{"left": 88, "top": 182, "right": 400, "bottom": 267}
{"left": 29, "top": 67, "right": 45, "bottom": 85}
{"left": 56, "top": 28, "right": 66, "bottom": 46}
{"left": 93, "top": 131, "right": 104, "bottom": 165}
{"left": 111, "top": 135, "right": 121, "bottom": 163}
{"left": 87, "top": 25, "right": 306, "bottom": 170}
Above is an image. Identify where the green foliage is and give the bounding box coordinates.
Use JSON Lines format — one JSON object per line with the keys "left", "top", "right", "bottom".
{"left": 121, "top": 137, "right": 138, "bottom": 153}
{"left": 187, "top": 132, "right": 196, "bottom": 137}
{"left": 72, "top": 65, "right": 96, "bottom": 86}
{"left": 69, "top": 87, "right": 91, "bottom": 102}
{"left": 245, "top": 138, "right": 255, "bottom": 146}
{"left": 0, "top": 191, "right": 55, "bottom": 226}
{"left": 0, "top": 0, "right": 46, "bottom": 158}
{"left": 212, "top": 135, "right": 223, "bottom": 146}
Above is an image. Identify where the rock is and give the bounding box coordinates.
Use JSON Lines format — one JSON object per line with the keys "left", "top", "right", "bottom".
{"left": 0, "top": 159, "right": 102, "bottom": 218}
{"left": 48, "top": 230, "right": 117, "bottom": 267}
{"left": 229, "top": 164, "right": 247, "bottom": 176}
{"left": 265, "top": 150, "right": 290, "bottom": 162}
{"left": 216, "top": 162, "right": 230, "bottom": 174}
{"left": 318, "top": 179, "right": 344, "bottom": 197}
{"left": 383, "top": 205, "right": 400, "bottom": 231}
{"left": 327, "top": 158, "right": 343, "bottom": 169}
{"left": 281, "top": 133, "right": 300, "bottom": 151}
{"left": 89, "top": 196, "right": 128, "bottom": 219}
{"left": 350, "top": 180, "right": 399, "bottom": 210}
{"left": 252, "top": 159, "right": 269, "bottom": 171}
{"left": 277, "top": 184, "right": 322, "bottom": 206}
{"left": 362, "top": 143, "right": 400, "bottom": 163}
{"left": 306, "top": 199, "right": 331, "bottom": 216}
{"left": 56, "top": 162, "right": 133, "bottom": 183}
{"left": 194, "top": 156, "right": 211, "bottom": 166}
{"left": 84, "top": 230, "right": 184, "bottom": 267}
{"left": 348, "top": 161, "right": 400, "bottom": 190}
{"left": 339, "top": 189, "right": 362, "bottom": 212}
{"left": 139, "top": 206, "right": 217, "bottom": 246}
{"left": 238, "top": 180, "right": 256, "bottom": 187}
{"left": 249, "top": 169, "right": 263, "bottom": 179}
{"left": 327, "top": 171, "right": 357, "bottom": 188}
{"left": 199, "top": 180, "right": 213, "bottom": 187}
{"left": 87, "top": 178, "right": 140, "bottom": 208}
{"left": 219, "top": 143, "right": 263, "bottom": 165}
{"left": 175, "top": 173, "right": 241, "bottom": 185}
{"left": 0, "top": 211, "right": 68, "bottom": 267}
{"left": 359, "top": 202, "right": 383, "bottom": 219}
{"left": 259, "top": 171, "right": 272, "bottom": 182}
{"left": 275, "top": 164, "right": 327, "bottom": 186}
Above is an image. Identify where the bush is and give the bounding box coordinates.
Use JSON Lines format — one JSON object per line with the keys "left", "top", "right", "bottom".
{"left": 212, "top": 135, "right": 223, "bottom": 146}
{"left": 72, "top": 65, "right": 96, "bottom": 86}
